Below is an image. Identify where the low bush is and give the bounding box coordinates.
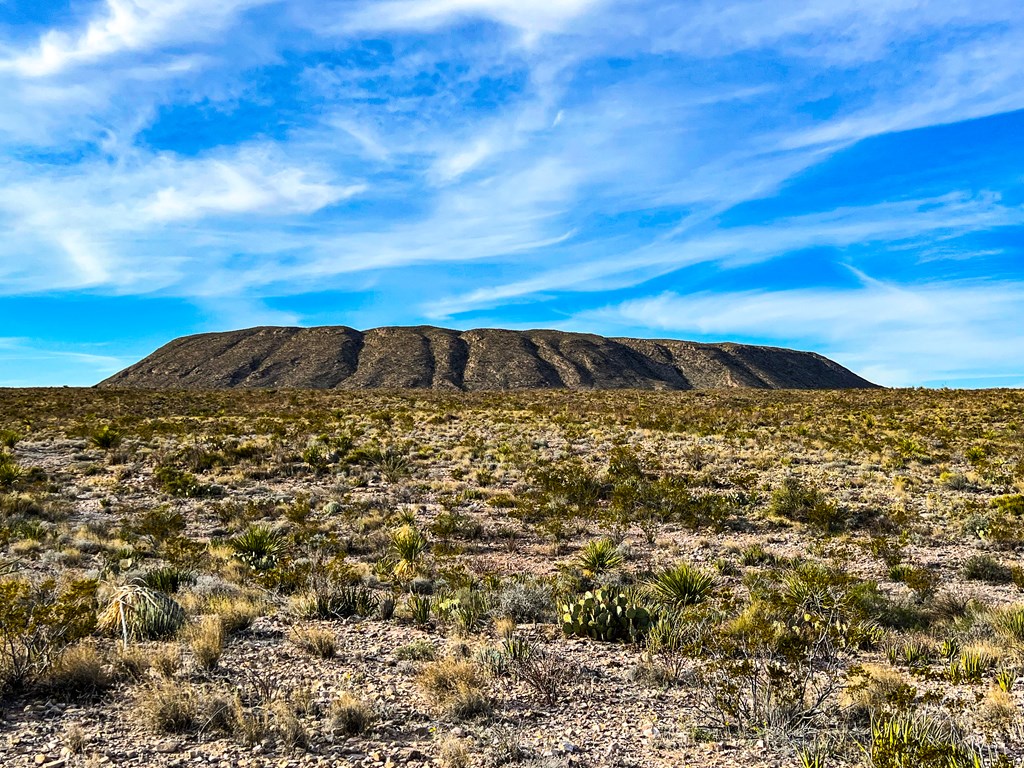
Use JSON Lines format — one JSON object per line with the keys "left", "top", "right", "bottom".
{"left": 962, "top": 554, "right": 1013, "bottom": 584}
{"left": 770, "top": 477, "right": 847, "bottom": 532}
{"left": 45, "top": 641, "right": 112, "bottom": 695}
{"left": 0, "top": 576, "right": 97, "bottom": 692}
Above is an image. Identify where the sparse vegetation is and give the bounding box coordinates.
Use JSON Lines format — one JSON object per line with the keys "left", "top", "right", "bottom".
{"left": 2, "top": 387, "right": 1024, "bottom": 766}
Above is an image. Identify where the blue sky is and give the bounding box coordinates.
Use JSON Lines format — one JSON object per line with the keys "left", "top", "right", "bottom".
{"left": 1, "top": 1, "right": 1023, "bottom": 388}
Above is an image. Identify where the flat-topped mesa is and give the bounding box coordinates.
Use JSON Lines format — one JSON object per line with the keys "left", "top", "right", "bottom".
{"left": 98, "top": 326, "right": 879, "bottom": 390}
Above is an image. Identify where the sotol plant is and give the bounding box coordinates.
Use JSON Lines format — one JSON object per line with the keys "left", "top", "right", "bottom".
{"left": 229, "top": 525, "right": 286, "bottom": 571}
{"left": 97, "top": 583, "right": 186, "bottom": 642}
{"left": 574, "top": 539, "right": 624, "bottom": 577}
{"left": 645, "top": 562, "right": 716, "bottom": 610}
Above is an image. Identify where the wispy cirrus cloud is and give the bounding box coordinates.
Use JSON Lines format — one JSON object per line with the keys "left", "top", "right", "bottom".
{"left": 426, "top": 191, "right": 1024, "bottom": 317}
{"left": 577, "top": 276, "right": 1024, "bottom": 387}
{"left": 0, "top": 0, "right": 1022, "bottom": 385}
{"left": 0, "top": 0, "right": 272, "bottom": 76}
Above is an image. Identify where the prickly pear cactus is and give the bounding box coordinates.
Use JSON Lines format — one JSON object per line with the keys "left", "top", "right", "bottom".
{"left": 560, "top": 588, "right": 653, "bottom": 642}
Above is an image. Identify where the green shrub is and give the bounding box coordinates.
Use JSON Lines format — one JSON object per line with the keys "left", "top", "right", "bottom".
{"left": 154, "top": 466, "right": 211, "bottom": 498}
{"left": 888, "top": 564, "right": 939, "bottom": 601}
{"left": 123, "top": 507, "right": 186, "bottom": 543}
{"left": 89, "top": 425, "right": 122, "bottom": 450}
{"left": 962, "top": 554, "right": 1013, "bottom": 584}
{"left": 395, "top": 639, "right": 436, "bottom": 661}
{"left": 490, "top": 577, "right": 554, "bottom": 623}
{"left": 0, "top": 577, "right": 98, "bottom": 691}
{"left": 770, "top": 477, "right": 846, "bottom": 531}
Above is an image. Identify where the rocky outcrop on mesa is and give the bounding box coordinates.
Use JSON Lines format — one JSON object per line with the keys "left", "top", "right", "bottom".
{"left": 98, "top": 326, "right": 878, "bottom": 390}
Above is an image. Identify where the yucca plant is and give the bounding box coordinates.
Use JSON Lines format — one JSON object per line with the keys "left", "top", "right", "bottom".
{"left": 89, "top": 424, "right": 122, "bottom": 450}
{"left": 97, "top": 583, "right": 186, "bottom": 642}
{"left": 939, "top": 638, "right": 960, "bottom": 661}
{"left": 408, "top": 594, "right": 432, "bottom": 626}
{"left": 896, "top": 638, "right": 935, "bottom": 668}
{"left": 0, "top": 454, "right": 22, "bottom": 490}
{"left": 436, "top": 589, "right": 489, "bottom": 633}
{"left": 574, "top": 539, "right": 624, "bottom": 577}
{"left": 995, "top": 666, "right": 1017, "bottom": 693}
{"left": 229, "top": 525, "right": 286, "bottom": 571}
{"left": 0, "top": 429, "right": 19, "bottom": 449}
{"left": 739, "top": 543, "right": 776, "bottom": 566}
{"left": 390, "top": 525, "right": 428, "bottom": 579}
{"left": 293, "top": 585, "right": 378, "bottom": 619}
{"left": 797, "top": 743, "right": 827, "bottom": 768}
{"left": 997, "top": 605, "right": 1024, "bottom": 642}
{"left": 140, "top": 566, "right": 196, "bottom": 594}
{"left": 371, "top": 449, "right": 411, "bottom": 483}
{"left": 869, "top": 712, "right": 981, "bottom": 768}
{"left": 953, "top": 648, "right": 999, "bottom": 684}
{"left": 645, "top": 562, "right": 716, "bottom": 609}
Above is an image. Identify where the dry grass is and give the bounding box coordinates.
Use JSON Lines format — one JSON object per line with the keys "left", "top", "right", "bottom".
{"left": 188, "top": 615, "right": 225, "bottom": 670}
{"left": 287, "top": 626, "right": 336, "bottom": 658}
{"left": 327, "top": 692, "right": 377, "bottom": 736}
{"left": 45, "top": 641, "right": 111, "bottom": 694}
{"left": 417, "top": 656, "right": 493, "bottom": 720}
{"left": 135, "top": 680, "right": 202, "bottom": 734}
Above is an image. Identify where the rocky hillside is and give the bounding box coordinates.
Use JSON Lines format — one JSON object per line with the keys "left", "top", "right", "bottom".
{"left": 98, "top": 326, "right": 878, "bottom": 390}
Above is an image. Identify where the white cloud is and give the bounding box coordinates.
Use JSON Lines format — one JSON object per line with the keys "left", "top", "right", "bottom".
{"left": 582, "top": 279, "right": 1024, "bottom": 386}
{"left": 427, "top": 192, "right": 1024, "bottom": 317}
{"left": 0, "top": 145, "right": 366, "bottom": 294}
{"left": 0, "top": 339, "right": 129, "bottom": 387}
{"left": 143, "top": 159, "right": 364, "bottom": 222}
{"left": 432, "top": 138, "right": 495, "bottom": 182}
{"left": 344, "top": 0, "right": 602, "bottom": 39}
{"left": 1, "top": 0, "right": 271, "bottom": 77}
